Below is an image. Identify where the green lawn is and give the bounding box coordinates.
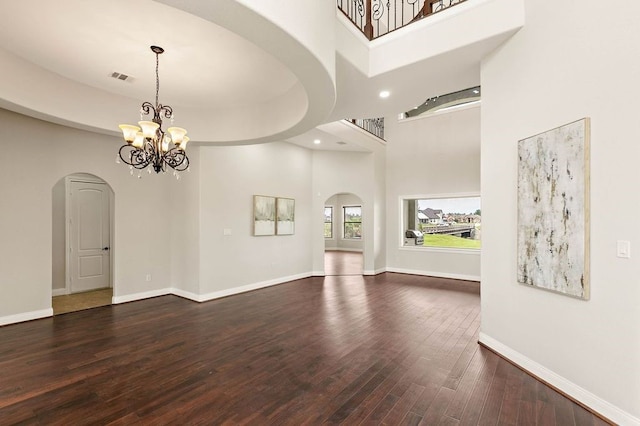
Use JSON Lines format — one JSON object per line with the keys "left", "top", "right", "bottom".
{"left": 423, "top": 234, "right": 481, "bottom": 249}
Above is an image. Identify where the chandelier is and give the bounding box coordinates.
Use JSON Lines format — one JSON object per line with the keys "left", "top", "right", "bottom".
{"left": 117, "top": 46, "right": 189, "bottom": 177}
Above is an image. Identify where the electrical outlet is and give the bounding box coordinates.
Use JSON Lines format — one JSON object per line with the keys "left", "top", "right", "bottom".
{"left": 146, "top": 274, "right": 152, "bottom": 282}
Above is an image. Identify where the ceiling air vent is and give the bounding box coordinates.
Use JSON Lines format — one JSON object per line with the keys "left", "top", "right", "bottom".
{"left": 110, "top": 71, "right": 133, "bottom": 82}
{"left": 336, "top": 141, "right": 347, "bottom": 145}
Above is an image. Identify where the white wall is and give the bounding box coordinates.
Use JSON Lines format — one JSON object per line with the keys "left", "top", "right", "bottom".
{"left": 196, "top": 142, "right": 313, "bottom": 297}
{"left": 169, "top": 147, "right": 201, "bottom": 297}
{"left": 385, "top": 105, "right": 481, "bottom": 281}
{"left": 0, "top": 108, "right": 175, "bottom": 322}
{"left": 481, "top": 1, "right": 640, "bottom": 423}
{"left": 324, "top": 193, "right": 364, "bottom": 252}
{"left": 0, "top": 107, "right": 385, "bottom": 323}
{"left": 51, "top": 178, "right": 66, "bottom": 292}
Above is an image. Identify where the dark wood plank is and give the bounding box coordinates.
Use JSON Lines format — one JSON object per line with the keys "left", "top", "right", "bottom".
{"left": 419, "top": 387, "right": 455, "bottom": 425}
{"left": 381, "top": 382, "right": 425, "bottom": 425}
{"left": 476, "top": 356, "right": 510, "bottom": 425}
{"left": 0, "top": 265, "right": 610, "bottom": 425}
{"left": 497, "top": 363, "right": 524, "bottom": 425}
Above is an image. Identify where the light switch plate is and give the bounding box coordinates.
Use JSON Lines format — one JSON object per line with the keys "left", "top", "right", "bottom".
{"left": 616, "top": 240, "right": 631, "bottom": 258}
{"left": 223, "top": 228, "right": 232, "bottom": 236}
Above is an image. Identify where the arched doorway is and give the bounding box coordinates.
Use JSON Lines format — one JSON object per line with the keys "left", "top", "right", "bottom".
{"left": 52, "top": 173, "right": 114, "bottom": 314}
{"left": 323, "top": 193, "right": 364, "bottom": 276}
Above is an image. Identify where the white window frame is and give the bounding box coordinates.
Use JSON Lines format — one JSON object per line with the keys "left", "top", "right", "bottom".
{"left": 399, "top": 192, "right": 481, "bottom": 253}
{"left": 324, "top": 206, "right": 333, "bottom": 239}
{"left": 343, "top": 205, "right": 362, "bottom": 240}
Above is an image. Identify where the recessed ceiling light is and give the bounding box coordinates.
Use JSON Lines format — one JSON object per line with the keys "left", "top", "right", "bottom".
{"left": 313, "top": 139, "right": 321, "bottom": 145}
{"left": 379, "top": 90, "right": 390, "bottom": 99}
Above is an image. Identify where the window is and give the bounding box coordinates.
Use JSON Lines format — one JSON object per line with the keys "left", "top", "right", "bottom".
{"left": 324, "top": 207, "right": 333, "bottom": 238}
{"left": 343, "top": 206, "right": 362, "bottom": 239}
{"left": 403, "top": 196, "right": 481, "bottom": 249}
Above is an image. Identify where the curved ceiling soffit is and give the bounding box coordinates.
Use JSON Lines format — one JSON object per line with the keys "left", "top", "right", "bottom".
{"left": 156, "top": 0, "right": 337, "bottom": 145}
{"left": 0, "top": 0, "right": 336, "bottom": 145}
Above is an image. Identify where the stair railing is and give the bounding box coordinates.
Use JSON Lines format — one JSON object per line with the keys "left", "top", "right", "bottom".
{"left": 337, "top": 0, "right": 466, "bottom": 40}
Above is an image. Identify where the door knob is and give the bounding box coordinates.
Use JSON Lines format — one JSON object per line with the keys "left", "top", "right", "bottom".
{"left": 102, "top": 247, "right": 110, "bottom": 251}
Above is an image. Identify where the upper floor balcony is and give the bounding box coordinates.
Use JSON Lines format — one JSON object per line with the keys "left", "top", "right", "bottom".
{"left": 338, "top": 0, "right": 467, "bottom": 40}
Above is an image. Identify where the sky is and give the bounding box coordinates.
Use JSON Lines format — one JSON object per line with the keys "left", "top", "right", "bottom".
{"left": 418, "top": 197, "right": 481, "bottom": 215}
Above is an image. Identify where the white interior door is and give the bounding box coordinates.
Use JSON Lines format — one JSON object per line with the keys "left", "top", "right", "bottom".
{"left": 69, "top": 181, "right": 110, "bottom": 293}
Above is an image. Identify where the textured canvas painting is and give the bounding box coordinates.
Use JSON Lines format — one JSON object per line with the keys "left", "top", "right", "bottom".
{"left": 253, "top": 195, "right": 276, "bottom": 236}
{"left": 276, "top": 198, "right": 295, "bottom": 235}
{"left": 517, "top": 118, "right": 590, "bottom": 299}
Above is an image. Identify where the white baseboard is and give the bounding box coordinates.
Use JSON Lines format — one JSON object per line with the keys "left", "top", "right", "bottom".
{"left": 194, "top": 272, "right": 312, "bottom": 302}
{"left": 311, "top": 270, "right": 326, "bottom": 277}
{"left": 108, "top": 273, "right": 316, "bottom": 305}
{"left": 52, "top": 288, "right": 67, "bottom": 297}
{"left": 112, "top": 288, "right": 171, "bottom": 304}
{"left": 325, "top": 248, "right": 363, "bottom": 252}
{"left": 479, "top": 333, "right": 639, "bottom": 426}
{"left": 0, "top": 308, "right": 53, "bottom": 327}
{"left": 386, "top": 267, "right": 480, "bottom": 282}
{"left": 363, "top": 268, "right": 386, "bottom": 276}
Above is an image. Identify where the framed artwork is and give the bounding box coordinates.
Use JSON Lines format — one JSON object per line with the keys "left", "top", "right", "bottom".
{"left": 517, "top": 118, "right": 590, "bottom": 299}
{"left": 253, "top": 195, "right": 276, "bottom": 236}
{"left": 276, "top": 197, "right": 295, "bottom": 235}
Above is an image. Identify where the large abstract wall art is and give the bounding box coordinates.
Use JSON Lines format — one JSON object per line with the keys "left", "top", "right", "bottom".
{"left": 517, "top": 118, "right": 590, "bottom": 300}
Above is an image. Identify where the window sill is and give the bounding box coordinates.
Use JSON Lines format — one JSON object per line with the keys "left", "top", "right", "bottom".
{"left": 399, "top": 245, "right": 480, "bottom": 255}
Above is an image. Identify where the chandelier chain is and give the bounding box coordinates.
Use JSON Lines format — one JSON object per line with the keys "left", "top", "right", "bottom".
{"left": 155, "top": 51, "right": 160, "bottom": 108}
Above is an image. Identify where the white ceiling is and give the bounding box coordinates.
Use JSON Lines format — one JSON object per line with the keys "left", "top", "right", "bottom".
{"left": 285, "top": 126, "right": 373, "bottom": 153}
{"left": 0, "top": 0, "right": 521, "bottom": 149}
{"left": 0, "top": 0, "right": 298, "bottom": 110}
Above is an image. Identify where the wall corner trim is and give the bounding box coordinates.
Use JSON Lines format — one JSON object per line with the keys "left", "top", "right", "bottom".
{"left": 0, "top": 308, "right": 53, "bottom": 326}
{"left": 478, "top": 332, "right": 640, "bottom": 426}
{"left": 171, "top": 288, "right": 202, "bottom": 302}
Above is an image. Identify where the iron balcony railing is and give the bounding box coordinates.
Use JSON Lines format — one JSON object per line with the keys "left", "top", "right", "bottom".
{"left": 337, "top": 0, "right": 466, "bottom": 40}
{"left": 347, "top": 118, "right": 385, "bottom": 140}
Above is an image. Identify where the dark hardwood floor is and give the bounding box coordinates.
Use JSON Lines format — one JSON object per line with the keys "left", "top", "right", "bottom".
{"left": 325, "top": 250, "right": 363, "bottom": 276}
{"left": 0, "top": 272, "right": 608, "bottom": 425}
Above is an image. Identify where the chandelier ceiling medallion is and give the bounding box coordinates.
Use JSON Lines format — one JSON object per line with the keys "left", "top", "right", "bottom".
{"left": 117, "top": 46, "right": 189, "bottom": 178}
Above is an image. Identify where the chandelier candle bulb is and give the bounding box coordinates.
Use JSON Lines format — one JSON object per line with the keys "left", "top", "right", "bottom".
{"left": 177, "top": 136, "right": 189, "bottom": 151}
{"left": 167, "top": 127, "right": 187, "bottom": 144}
{"left": 132, "top": 132, "right": 144, "bottom": 149}
{"left": 119, "top": 124, "right": 140, "bottom": 143}
{"left": 138, "top": 121, "right": 159, "bottom": 139}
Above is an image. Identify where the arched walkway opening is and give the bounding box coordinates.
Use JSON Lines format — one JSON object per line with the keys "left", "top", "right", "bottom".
{"left": 323, "top": 192, "right": 364, "bottom": 276}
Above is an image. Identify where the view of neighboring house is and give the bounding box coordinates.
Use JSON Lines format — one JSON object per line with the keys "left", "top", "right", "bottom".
{"left": 418, "top": 208, "right": 444, "bottom": 225}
